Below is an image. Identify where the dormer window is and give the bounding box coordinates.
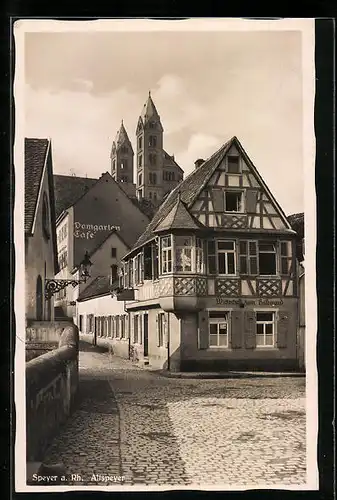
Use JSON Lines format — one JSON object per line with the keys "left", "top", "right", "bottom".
{"left": 227, "top": 156, "right": 241, "bottom": 174}
{"left": 42, "top": 193, "right": 50, "bottom": 240}
{"left": 224, "top": 191, "right": 244, "bottom": 212}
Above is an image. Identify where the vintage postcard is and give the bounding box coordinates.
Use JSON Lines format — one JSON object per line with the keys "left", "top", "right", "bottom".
{"left": 14, "top": 18, "right": 317, "bottom": 492}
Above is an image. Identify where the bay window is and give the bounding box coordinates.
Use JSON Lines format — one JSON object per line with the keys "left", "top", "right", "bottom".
{"left": 161, "top": 236, "right": 172, "bottom": 274}
{"left": 196, "top": 238, "right": 206, "bottom": 273}
{"left": 175, "top": 236, "right": 193, "bottom": 272}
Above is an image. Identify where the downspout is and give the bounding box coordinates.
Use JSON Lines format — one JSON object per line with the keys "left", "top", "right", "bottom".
{"left": 167, "top": 313, "right": 170, "bottom": 371}
{"left": 124, "top": 300, "right": 131, "bottom": 360}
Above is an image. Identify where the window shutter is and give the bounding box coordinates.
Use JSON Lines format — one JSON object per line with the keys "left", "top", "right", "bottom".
{"left": 165, "top": 313, "right": 169, "bottom": 346}
{"left": 277, "top": 311, "right": 290, "bottom": 348}
{"left": 198, "top": 310, "right": 209, "bottom": 349}
{"left": 246, "top": 190, "right": 258, "bottom": 213}
{"left": 212, "top": 190, "right": 224, "bottom": 212}
{"left": 244, "top": 310, "right": 256, "bottom": 349}
{"left": 156, "top": 314, "right": 160, "bottom": 347}
{"left": 231, "top": 310, "right": 243, "bottom": 348}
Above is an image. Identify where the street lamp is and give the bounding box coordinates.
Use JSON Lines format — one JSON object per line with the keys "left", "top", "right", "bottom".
{"left": 45, "top": 251, "right": 93, "bottom": 300}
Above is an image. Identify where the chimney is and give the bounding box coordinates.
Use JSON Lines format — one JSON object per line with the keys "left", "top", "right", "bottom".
{"left": 195, "top": 158, "right": 205, "bottom": 169}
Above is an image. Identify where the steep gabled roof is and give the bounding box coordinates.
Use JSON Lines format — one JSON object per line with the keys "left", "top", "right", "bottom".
{"left": 163, "top": 150, "right": 184, "bottom": 174}
{"left": 154, "top": 195, "right": 204, "bottom": 233}
{"left": 25, "top": 138, "right": 50, "bottom": 234}
{"left": 77, "top": 276, "right": 111, "bottom": 301}
{"left": 124, "top": 136, "right": 295, "bottom": 258}
{"left": 125, "top": 138, "right": 232, "bottom": 254}
{"left": 25, "top": 137, "right": 59, "bottom": 274}
{"left": 53, "top": 174, "right": 98, "bottom": 219}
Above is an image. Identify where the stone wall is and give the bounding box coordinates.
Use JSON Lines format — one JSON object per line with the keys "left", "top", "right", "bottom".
{"left": 26, "top": 324, "right": 79, "bottom": 462}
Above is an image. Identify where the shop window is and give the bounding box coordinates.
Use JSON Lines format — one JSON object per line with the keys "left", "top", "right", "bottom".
{"left": 161, "top": 236, "right": 172, "bottom": 274}
{"left": 256, "top": 311, "right": 275, "bottom": 347}
{"left": 258, "top": 242, "right": 276, "bottom": 275}
{"left": 225, "top": 191, "right": 244, "bottom": 212}
{"left": 175, "top": 236, "right": 193, "bottom": 272}
{"left": 209, "top": 311, "right": 229, "bottom": 347}
{"left": 227, "top": 156, "right": 241, "bottom": 174}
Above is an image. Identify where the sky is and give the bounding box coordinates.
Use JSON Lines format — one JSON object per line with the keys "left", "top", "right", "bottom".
{"left": 23, "top": 21, "right": 310, "bottom": 215}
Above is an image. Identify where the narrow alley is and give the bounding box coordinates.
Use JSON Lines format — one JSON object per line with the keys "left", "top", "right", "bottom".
{"left": 40, "top": 339, "right": 306, "bottom": 489}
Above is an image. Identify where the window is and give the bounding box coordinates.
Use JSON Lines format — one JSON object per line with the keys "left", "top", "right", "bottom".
{"left": 175, "top": 236, "right": 193, "bottom": 272}
{"left": 149, "top": 135, "right": 157, "bottom": 147}
{"left": 79, "top": 315, "right": 83, "bottom": 332}
{"left": 239, "top": 241, "right": 258, "bottom": 275}
{"left": 164, "top": 171, "right": 175, "bottom": 181}
{"left": 111, "top": 264, "right": 118, "bottom": 283}
{"left": 149, "top": 153, "right": 157, "bottom": 166}
{"left": 227, "top": 156, "right": 241, "bottom": 174}
{"left": 161, "top": 236, "right": 172, "bottom": 274}
{"left": 111, "top": 247, "right": 117, "bottom": 258}
{"left": 133, "top": 315, "right": 139, "bottom": 343}
{"left": 256, "top": 311, "right": 275, "bottom": 347}
{"left": 134, "top": 253, "right": 143, "bottom": 284}
{"left": 149, "top": 172, "right": 157, "bottom": 185}
{"left": 121, "top": 175, "right": 128, "bottom": 182}
{"left": 42, "top": 194, "right": 50, "bottom": 239}
{"left": 138, "top": 155, "right": 142, "bottom": 168}
{"left": 207, "top": 240, "right": 217, "bottom": 274}
{"left": 108, "top": 316, "right": 112, "bottom": 338}
{"left": 209, "top": 311, "right": 229, "bottom": 347}
{"left": 115, "top": 316, "right": 120, "bottom": 338}
{"left": 121, "top": 146, "right": 128, "bottom": 154}
{"left": 225, "top": 191, "right": 243, "bottom": 212}
{"left": 120, "top": 316, "right": 125, "bottom": 338}
{"left": 258, "top": 242, "right": 276, "bottom": 275}
{"left": 149, "top": 121, "right": 156, "bottom": 129}
{"left": 149, "top": 192, "right": 152, "bottom": 199}
{"left": 138, "top": 173, "right": 142, "bottom": 186}
{"left": 112, "top": 160, "right": 116, "bottom": 171}
{"left": 153, "top": 241, "right": 159, "bottom": 280}
{"left": 280, "top": 241, "right": 292, "bottom": 275}
{"left": 121, "top": 160, "right": 128, "bottom": 169}
{"left": 217, "top": 241, "right": 236, "bottom": 275}
{"left": 157, "top": 313, "right": 165, "bottom": 347}
{"left": 153, "top": 192, "right": 157, "bottom": 201}
{"left": 138, "top": 136, "right": 143, "bottom": 149}
{"left": 196, "top": 238, "right": 206, "bottom": 273}
{"left": 144, "top": 245, "right": 152, "bottom": 279}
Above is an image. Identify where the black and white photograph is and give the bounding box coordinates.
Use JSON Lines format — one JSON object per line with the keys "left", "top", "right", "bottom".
{"left": 14, "top": 18, "right": 317, "bottom": 492}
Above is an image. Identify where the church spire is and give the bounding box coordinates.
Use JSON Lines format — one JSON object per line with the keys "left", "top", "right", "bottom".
{"left": 141, "top": 92, "right": 160, "bottom": 125}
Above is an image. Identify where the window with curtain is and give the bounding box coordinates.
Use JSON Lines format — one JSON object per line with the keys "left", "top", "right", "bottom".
{"left": 161, "top": 236, "right": 172, "bottom": 274}
{"left": 175, "top": 236, "right": 193, "bottom": 272}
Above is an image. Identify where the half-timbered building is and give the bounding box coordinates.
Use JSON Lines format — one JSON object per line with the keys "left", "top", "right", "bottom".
{"left": 117, "top": 136, "right": 300, "bottom": 372}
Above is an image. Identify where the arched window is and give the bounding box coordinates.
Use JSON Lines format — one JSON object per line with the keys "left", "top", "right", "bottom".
{"left": 36, "top": 275, "right": 43, "bottom": 320}
{"left": 42, "top": 193, "right": 50, "bottom": 240}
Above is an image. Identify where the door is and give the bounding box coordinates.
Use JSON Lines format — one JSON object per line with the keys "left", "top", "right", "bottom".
{"left": 143, "top": 314, "right": 149, "bottom": 357}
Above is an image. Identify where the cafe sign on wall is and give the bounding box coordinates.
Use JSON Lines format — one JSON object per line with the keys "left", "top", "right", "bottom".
{"left": 216, "top": 297, "right": 284, "bottom": 306}
{"left": 74, "top": 222, "right": 121, "bottom": 239}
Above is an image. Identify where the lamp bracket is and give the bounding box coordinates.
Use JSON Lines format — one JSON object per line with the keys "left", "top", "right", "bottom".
{"left": 45, "top": 278, "right": 86, "bottom": 300}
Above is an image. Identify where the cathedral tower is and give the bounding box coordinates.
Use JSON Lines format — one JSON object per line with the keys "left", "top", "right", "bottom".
{"left": 136, "top": 92, "right": 164, "bottom": 203}
{"left": 110, "top": 121, "right": 134, "bottom": 185}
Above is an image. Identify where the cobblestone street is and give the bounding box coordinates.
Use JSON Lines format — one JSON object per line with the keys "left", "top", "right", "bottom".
{"left": 41, "top": 340, "right": 306, "bottom": 489}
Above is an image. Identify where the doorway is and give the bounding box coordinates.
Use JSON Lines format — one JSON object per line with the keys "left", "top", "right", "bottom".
{"left": 143, "top": 314, "right": 149, "bottom": 357}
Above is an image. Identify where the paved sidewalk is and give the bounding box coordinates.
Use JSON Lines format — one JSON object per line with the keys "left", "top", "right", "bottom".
{"left": 39, "top": 339, "right": 306, "bottom": 489}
